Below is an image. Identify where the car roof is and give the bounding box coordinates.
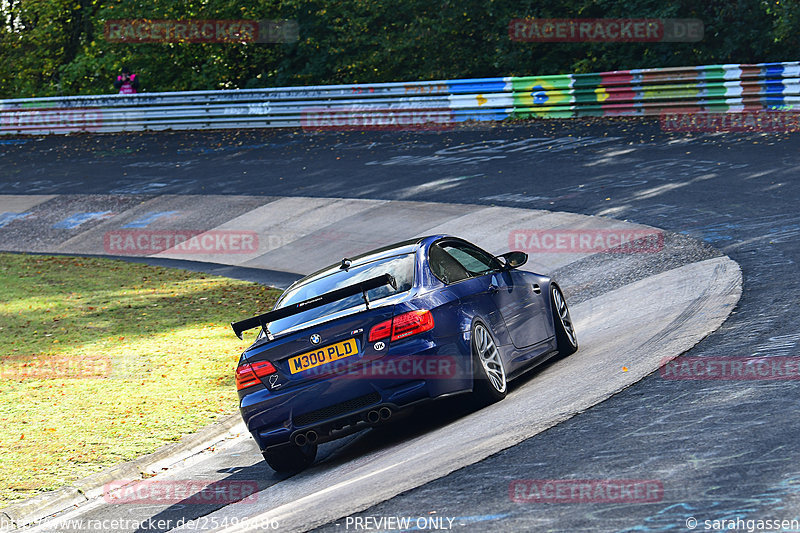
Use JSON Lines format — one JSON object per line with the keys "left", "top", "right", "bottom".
{"left": 283, "top": 235, "right": 443, "bottom": 293}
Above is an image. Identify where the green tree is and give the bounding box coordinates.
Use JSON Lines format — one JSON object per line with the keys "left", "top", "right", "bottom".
{"left": 0, "top": 0, "right": 797, "bottom": 98}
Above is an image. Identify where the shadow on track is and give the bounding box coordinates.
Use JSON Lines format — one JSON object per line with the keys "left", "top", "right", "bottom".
{"left": 133, "top": 358, "right": 557, "bottom": 533}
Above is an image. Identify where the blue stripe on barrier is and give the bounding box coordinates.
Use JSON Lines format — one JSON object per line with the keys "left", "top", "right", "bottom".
{"left": 452, "top": 109, "right": 511, "bottom": 122}
{"left": 764, "top": 96, "right": 789, "bottom": 105}
{"left": 764, "top": 81, "right": 786, "bottom": 95}
{"left": 447, "top": 78, "right": 507, "bottom": 94}
{"left": 763, "top": 63, "right": 786, "bottom": 78}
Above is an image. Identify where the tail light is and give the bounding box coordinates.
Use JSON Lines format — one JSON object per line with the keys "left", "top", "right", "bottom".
{"left": 235, "top": 360, "right": 277, "bottom": 390}
{"left": 368, "top": 320, "right": 392, "bottom": 342}
{"left": 369, "top": 310, "right": 434, "bottom": 342}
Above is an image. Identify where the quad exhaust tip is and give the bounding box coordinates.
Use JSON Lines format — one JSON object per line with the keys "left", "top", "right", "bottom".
{"left": 366, "top": 407, "right": 392, "bottom": 424}
{"left": 294, "top": 408, "right": 394, "bottom": 445}
{"left": 293, "top": 430, "right": 318, "bottom": 447}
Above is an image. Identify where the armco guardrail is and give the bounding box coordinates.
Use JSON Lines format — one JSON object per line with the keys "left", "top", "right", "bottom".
{"left": 0, "top": 61, "right": 798, "bottom": 135}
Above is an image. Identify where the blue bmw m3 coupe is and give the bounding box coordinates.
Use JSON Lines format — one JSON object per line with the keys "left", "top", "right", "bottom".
{"left": 231, "top": 235, "right": 578, "bottom": 472}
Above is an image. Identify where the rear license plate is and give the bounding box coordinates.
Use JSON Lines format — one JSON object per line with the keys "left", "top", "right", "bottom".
{"left": 289, "top": 338, "right": 358, "bottom": 374}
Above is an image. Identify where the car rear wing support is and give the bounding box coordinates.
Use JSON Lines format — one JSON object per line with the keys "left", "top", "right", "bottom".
{"left": 230, "top": 273, "right": 397, "bottom": 340}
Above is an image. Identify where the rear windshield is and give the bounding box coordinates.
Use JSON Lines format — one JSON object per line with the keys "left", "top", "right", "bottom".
{"left": 267, "top": 253, "right": 416, "bottom": 334}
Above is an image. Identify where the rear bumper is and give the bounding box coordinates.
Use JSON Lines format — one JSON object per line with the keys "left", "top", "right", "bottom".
{"left": 240, "top": 339, "right": 472, "bottom": 451}
{"left": 266, "top": 398, "right": 431, "bottom": 450}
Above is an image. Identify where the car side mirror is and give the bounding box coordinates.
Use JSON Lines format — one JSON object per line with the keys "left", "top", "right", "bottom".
{"left": 499, "top": 251, "right": 528, "bottom": 269}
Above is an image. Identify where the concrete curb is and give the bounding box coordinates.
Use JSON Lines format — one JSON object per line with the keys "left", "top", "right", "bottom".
{"left": 0, "top": 414, "right": 244, "bottom": 530}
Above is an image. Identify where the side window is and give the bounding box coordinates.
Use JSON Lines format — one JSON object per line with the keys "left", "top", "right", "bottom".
{"left": 440, "top": 242, "right": 501, "bottom": 277}
{"left": 429, "top": 243, "right": 471, "bottom": 284}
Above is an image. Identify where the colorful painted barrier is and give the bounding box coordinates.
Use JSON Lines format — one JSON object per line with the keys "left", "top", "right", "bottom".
{"left": 0, "top": 61, "right": 797, "bottom": 134}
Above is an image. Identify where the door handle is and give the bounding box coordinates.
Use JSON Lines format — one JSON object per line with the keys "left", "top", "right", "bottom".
{"left": 488, "top": 283, "right": 499, "bottom": 294}
{"left": 532, "top": 284, "right": 541, "bottom": 294}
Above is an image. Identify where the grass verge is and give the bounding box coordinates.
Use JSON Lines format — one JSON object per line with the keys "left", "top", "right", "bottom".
{"left": 0, "top": 253, "right": 280, "bottom": 507}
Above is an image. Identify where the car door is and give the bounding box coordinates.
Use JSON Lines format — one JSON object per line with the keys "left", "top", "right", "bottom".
{"left": 428, "top": 241, "right": 510, "bottom": 346}
{"left": 490, "top": 268, "right": 550, "bottom": 348}
{"left": 437, "top": 240, "right": 549, "bottom": 349}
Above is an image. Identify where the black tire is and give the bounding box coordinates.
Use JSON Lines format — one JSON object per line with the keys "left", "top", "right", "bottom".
{"left": 471, "top": 321, "right": 508, "bottom": 405}
{"left": 551, "top": 284, "right": 578, "bottom": 358}
{"left": 262, "top": 442, "right": 317, "bottom": 473}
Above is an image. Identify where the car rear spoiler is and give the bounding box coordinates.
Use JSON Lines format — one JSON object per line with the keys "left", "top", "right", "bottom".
{"left": 230, "top": 273, "right": 397, "bottom": 340}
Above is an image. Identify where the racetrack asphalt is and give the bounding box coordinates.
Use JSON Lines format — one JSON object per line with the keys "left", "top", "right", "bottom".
{"left": 1, "top": 118, "right": 798, "bottom": 532}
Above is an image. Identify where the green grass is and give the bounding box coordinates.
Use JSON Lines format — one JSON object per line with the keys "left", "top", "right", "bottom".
{"left": 0, "top": 254, "right": 280, "bottom": 507}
